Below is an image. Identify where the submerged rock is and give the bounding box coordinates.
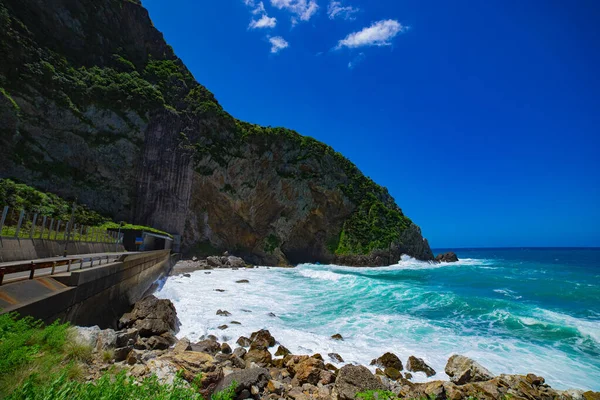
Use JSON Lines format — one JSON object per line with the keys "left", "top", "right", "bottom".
{"left": 331, "top": 334, "right": 344, "bottom": 341}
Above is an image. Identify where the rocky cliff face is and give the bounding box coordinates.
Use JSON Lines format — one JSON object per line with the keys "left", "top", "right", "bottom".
{"left": 0, "top": 0, "right": 434, "bottom": 265}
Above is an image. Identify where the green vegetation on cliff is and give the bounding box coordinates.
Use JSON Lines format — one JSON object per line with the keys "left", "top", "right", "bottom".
{"left": 0, "top": 0, "right": 431, "bottom": 262}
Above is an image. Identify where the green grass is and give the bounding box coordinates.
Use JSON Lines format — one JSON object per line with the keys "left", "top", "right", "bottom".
{"left": 0, "top": 313, "right": 237, "bottom": 400}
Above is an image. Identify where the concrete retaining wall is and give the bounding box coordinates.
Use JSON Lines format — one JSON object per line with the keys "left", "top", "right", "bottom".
{"left": 2, "top": 250, "right": 173, "bottom": 328}
{"left": 0, "top": 237, "right": 125, "bottom": 262}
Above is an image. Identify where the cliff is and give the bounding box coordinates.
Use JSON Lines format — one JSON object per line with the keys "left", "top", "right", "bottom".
{"left": 0, "top": 0, "right": 434, "bottom": 265}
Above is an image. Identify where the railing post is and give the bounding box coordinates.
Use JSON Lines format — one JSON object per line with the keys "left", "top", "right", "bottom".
{"left": 0, "top": 268, "right": 4, "bottom": 286}
{"left": 90, "top": 257, "right": 94, "bottom": 268}
{"left": 48, "top": 219, "right": 54, "bottom": 239}
{"left": 30, "top": 213, "right": 38, "bottom": 238}
{"left": 29, "top": 261, "right": 35, "bottom": 279}
{"left": 64, "top": 222, "right": 70, "bottom": 242}
{"left": 54, "top": 220, "right": 62, "bottom": 240}
{"left": 51, "top": 262, "right": 56, "bottom": 275}
{"left": 15, "top": 210, "right": 25, "bottom": 238}
{"left": 80, "top": 258, "right": 84, "bottom": 269}
{"left": 67, "top": 259, "right": 72, "bottom": 272}
{"left": 40, "top": 216, "right": 47, "bottom": 239}
{"left": 0, "top": 206, "right": 8, "bottom": 237}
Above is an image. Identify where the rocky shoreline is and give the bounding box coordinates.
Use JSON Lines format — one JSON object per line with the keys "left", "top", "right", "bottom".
{"left": 74, "top": 293, "right": 599, "bottom": 400}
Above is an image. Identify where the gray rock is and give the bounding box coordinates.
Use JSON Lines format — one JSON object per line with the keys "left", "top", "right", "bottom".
{"left": 332, "top": 365, "right": 387, "bottom": 400}
{"left": 370, "top": 352, "right": 403, "bottom": 371}
{"left": 114, "top": 346, "right": 133, "bottom": 362}
{"left": 192, "top": 339, "right": 221, "bottom": 355}
{"left": 119, "top": 296, "right": 179, "bottom": 337}
{"left": 174, "top": 337, "right": 192, "bottom": 353}
{"left": 445, "top": 355, "right": 494, "bottom": 385}
{"left": 116, "top": 328, "right": 140, "bottom": 348}
{"left": 147, "top": 335, "right": 171, "bottom": 350}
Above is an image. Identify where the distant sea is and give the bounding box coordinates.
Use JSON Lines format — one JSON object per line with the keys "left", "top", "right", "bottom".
{"left": 156, "top": 248, "right": 600, "bottom": 391}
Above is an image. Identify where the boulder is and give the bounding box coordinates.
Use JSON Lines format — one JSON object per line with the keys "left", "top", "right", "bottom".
{"left": 244, "top": 349, "right": 272, "bottom": 366}
{"left": 294, "top": 357, "right": 326, "bottom": 385}
{"left": 192, "top": 339, "right": 221, "bottom": 355}
{"left": 445, "top": 355, "right": 494, "bottom": 385}
{"left": 237, "top": 336, "right": 252, "bottom": 347}
{"left": 114, "top": 346, "right": 133, "bottom": 362}
{"left": 333, "top": 365, "right": 387, "bottom": 400}
{"left": 72, "top": 326, "right": 101, "bottom": 348}
{"left": 236, "top": 279, "right": 250, "bottom": 284}
{"left": 406, "top": 355, "right": 436, "bottom": 377}
{"left": 250, "top": 329, "right": 276, "bottom": 348}
{"left": 331, "top": 334, "right": 344, "bottom": 341}
{"left": 213, "top": 368, "right": 270, "bottom": 399}
{"left": 435, "top": 252, "right": 459, "bottom": 263}
{"left": 221, "top": 343, "right": 232, "bottom": 354}
{"left": 96, "top": 329, "right": 118, "bottom": 351}
{"left": 218, "top": 325, "right": 228, "bottom": 330}
{"left": 174, "top": 338, "right": 192, "bottom": 353}
{"left": 384, "top": 367, "right": 402, "bottom": 380}
{"left": 370, "top": 352, "right": 403, "bottom": 371}
{"left": 147, "top": 335, "right": 171, "bottom": 350}
{"left": 216, "top": 310, "right": 232, "bottom": 316}
{"left": 275, "top": 345, "right": 291, "bottom": 357}
{"left": 227, "top": 256, "right": 246, "bottom": 268}
{"left": 119, "top": 296, "right": 179, "bottom": 337}
{"left": 233, "top": 347, "right": 247, "bottom": 358}
{"left": 116, "top": 328, "right": 139, "bottom": 348}
{"left": 328, "top": 353, "right": 344, "bottom": 363}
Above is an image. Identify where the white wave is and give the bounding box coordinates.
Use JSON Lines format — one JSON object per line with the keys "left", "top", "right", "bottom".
{"left": 297, "top": 269, "right": 346, "bottom": 282}
{"left": 156, "top": 264, "right": 600, "bottom": 392}
{"left": 493, "top": 288, "right": 522, "bottom": 300}
{"left": 535, "top": 308, "right": 600, "bottom": 344}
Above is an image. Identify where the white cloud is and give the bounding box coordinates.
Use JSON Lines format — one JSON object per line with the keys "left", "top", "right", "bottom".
{"left": 244, "top": 0, "right": 277, "bottom": 29}
{"left": 348, "top": 52, "right": 365, "bottom": 69}
{"left": 337, "top": 19, "right": 407, "bottom": 49}
{"left": 270, "top": 0, "right": 319, "bottom": 23}
{"left": 250, "top": 14, "right": 277, "bottom": 29}
{"left": 328, "top": 1, "right": 359, "bottom": 20}
{"left": 269, "top": 36, "right": 289, "bottom": 53}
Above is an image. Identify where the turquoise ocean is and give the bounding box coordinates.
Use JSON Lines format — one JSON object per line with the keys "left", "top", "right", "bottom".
{"left": 157, "top": 248, "right": 600, "bottom": 391}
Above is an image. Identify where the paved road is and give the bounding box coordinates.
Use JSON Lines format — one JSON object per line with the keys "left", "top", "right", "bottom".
{"left": 0, "top": 252, "right": 139, "bottom": 284}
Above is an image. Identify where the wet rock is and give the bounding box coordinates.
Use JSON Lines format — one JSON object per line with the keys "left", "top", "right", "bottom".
{"left": 220, "top": 343, "right": 232, "bottom": 354}
{"left": 371, "top": 352, "right": 403, "bottom": 371}
{"left": 325, "top": 363, "right": 339, "bottom": 372}
{"left": 215, "top": 289, "right": 226, "bottom": 292}
{"left": 435, "top": 252, "right": 459, "bottom": 263}
{"left": 214, "top": 368, "right": 270, "bottom": 399}
{"left": 230, "top": 321, "right": 241, "bottom": 325}
{"left": 404, "top": 372, "right": 413, "bottom": 380}
{"left": 275, "top": 345, "right": 291, "bottom": 357}
{"left": 236, "top": 279, "right": 250, "bottom": 284}
{"left": 241, "top": 309, "right": 252, "bottom": 313}
{"left": 218, "top": 325, "right": 228, "bottom": 330}
{"left": 216, "top": 309, "right": 232, "bottom": 316}
{"left": 237, "top": 336, "right": 252, "bottom": 347}
{"left": 583, "top": 392, "right": 600, "bottom": 400}
{"left": 333, "top": 365, "right": 387, "bottom": 400}
{"left": 328, "top": 353, "right": 344, "bottom": 363}
{"left": 331, "top": 334, "right": 344, "bottom": 341}
{"left": 118, "top": 296, "right": 179, "bottom": 337}
{"left": 250, "top": 329, "right": 276, "bottom": 348}
{"left": 183, "top": 274, "right": 191, "bottom": 278}
{"left": 407, "top": 355, "right": 436, "bottom": 377}
{"left": 445, "top": 355, "right": 494, "bottom": 385}
{"left": 267, "top": 312, "right": 277, "bottom": 317}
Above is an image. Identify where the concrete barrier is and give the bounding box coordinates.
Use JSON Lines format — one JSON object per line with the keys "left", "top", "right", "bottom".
{"left": 0, "top": 250, "right": 173, "bottom": 328}
{"left": 0, "top": 237, "right": 125, "bottom": 262}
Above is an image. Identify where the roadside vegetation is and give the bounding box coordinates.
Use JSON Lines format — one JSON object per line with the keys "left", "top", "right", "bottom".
{"left": 0, "top": 312, "right": 235, "bottom": 400}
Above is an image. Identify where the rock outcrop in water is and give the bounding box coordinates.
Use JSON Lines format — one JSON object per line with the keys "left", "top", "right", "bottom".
{"left": 75, "top": 296, "right": 600, "bottom": 400}
{"left": 0, "top": 0, "right": 433, "bottom": 266}
{"left": 436, "top": 251, "right": 459, "bottom": 263}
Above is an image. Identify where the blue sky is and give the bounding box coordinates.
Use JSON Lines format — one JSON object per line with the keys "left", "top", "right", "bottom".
{"left": 142, "top": 0, "right": 600, "bottom": 248}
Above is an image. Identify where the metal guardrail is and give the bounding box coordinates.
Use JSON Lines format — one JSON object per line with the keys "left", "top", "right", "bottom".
{"left": 0, "top": 205, "right": 122, "bottom": 244}
{"left": 0, "top": 253, "right": 124, "bottom": 286}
